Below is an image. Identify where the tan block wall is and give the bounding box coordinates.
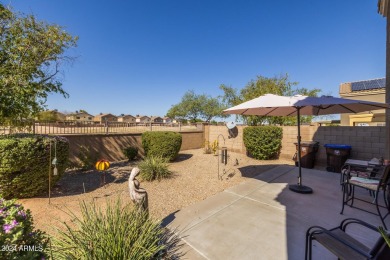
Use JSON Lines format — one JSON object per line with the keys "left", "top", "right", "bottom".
{"left": 206, "top": 125, "right": 246, "bottom": 154}
{"left": 206, "top": 125, "right": 388, "bottom": 166}
{"left": 61, "top": 131, "right": 204, "bottom": 163}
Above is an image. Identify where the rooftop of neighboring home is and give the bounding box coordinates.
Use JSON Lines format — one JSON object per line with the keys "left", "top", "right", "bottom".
{"left": 339, "top": 77, "right": 385, "bottom": 95}
{"left": 135, "top": 115, "right": 151, "bottom": 119}
{"left": 67, "top": 111, "right": 94, "bottom": 117}
{"left": 117, "top": 114, "right": 135, "bottom": 118}
{"left": 94, "top": 113, "right": 117, "bottom": 118}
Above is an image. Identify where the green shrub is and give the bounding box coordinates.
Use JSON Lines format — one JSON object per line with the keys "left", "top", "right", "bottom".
{"left": 76, "top": 145, "right": 99, "bottom": 171}
{"left": 142, "top": 131, "right": 182, "bottom": 161}
{"left": 139, "top": 157, "right": 172, "bottom": 181}
{"left": 123, "top": 146, "right": 138, "bottom": 161}
{"left": 0, "top": 134, "right": 69, "bottom": 199}
{"left": 51, "top": 198, "right": 182, "bottom": 259}
{"left": 243, "top": 126, "right": 283, "bottom": 160}
{"left": 0, "top": 198, "right": 49, "bottom": 259}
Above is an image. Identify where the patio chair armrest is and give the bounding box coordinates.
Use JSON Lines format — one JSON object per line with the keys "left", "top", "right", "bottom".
{"left": 306, "top": 225, "right": 373, "bottom": 258}
{"left": 340, "top": 218, "right": 380, "bottom": 233}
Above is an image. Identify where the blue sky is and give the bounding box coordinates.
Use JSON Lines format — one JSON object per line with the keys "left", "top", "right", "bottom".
{"left": 6, "top": 0, "right": 387, "bottom": 117}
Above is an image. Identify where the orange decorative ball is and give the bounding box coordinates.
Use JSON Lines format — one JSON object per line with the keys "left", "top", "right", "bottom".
{"left": 95, "top": 159, "right": 110, "bottom": 171}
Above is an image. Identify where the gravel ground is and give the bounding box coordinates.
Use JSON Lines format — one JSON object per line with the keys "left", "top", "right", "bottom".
{"left": 19, "top": 149, "right": 294, "bottom": 235}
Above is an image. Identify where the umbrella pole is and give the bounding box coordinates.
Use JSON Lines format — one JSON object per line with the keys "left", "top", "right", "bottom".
{"left": 289, "top": 108, "right": 313, "bottom": 194}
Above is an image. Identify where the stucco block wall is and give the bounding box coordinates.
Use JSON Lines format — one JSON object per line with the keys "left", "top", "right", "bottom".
{"left": 61, "top": 131, "right": 204, "bottom": 163}
{"left": 207, "top": 126, "right": 246, "bottom": 154}
{"left": 205, "top": 125, "right": 387, "bottom": 166}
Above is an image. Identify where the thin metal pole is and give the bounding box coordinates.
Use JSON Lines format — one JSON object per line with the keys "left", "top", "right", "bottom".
{"left": 297, "top": 108, "right": 302, "bottom": 186}
{"left": 386, "top": 10, "right": 390, "bottom": 160}
{"left": 48, "top": 140, "right": 51, "bottom": 204}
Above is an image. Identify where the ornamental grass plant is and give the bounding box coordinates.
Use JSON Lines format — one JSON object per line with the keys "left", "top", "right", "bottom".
{"left": 51, "top": 198, "right": 182, "bottom": 259}
{"left": 139, "top": 156, "right": 172, "bottom": 181}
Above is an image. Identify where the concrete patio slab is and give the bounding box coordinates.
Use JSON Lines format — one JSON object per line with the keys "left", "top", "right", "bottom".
{"left": 165, "top": 165, "right": 388, "bottom": 260}
{"left": 165, "top": 191, "right": 241, "bottom": 231}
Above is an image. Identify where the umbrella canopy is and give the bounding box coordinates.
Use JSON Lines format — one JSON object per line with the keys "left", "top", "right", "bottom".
{"left": 223, "top": 94, "right": 389, "bottom": 194}
{"left": 223, "top": 94, "right": 388, "bottom": 116}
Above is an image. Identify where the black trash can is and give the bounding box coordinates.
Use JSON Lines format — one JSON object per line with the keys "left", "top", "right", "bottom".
{"left": 324, "top": 144, "right": 352, "bottom": 173}
{"left": 293, "top": 141, "right": 319, "bottom": 169}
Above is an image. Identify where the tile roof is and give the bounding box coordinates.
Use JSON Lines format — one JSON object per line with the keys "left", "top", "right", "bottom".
{"left": 350, "top": 78, "right": 385, "bottom": 92}
{"left": 95, "top": 113, "right": 117, "bottom": 118}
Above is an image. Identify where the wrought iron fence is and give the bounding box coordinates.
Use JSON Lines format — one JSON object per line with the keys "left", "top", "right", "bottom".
{"left": 0, "top": 120, "right": 203, "bottom": 135}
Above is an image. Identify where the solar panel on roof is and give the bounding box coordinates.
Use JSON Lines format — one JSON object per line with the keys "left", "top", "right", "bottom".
{"left": 350, "top": 78, "right": 385, "bottom": 92}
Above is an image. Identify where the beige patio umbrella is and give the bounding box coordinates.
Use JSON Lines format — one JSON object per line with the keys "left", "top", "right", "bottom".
{"left": 223, "top": 94, "right": 389, "bottom": 194}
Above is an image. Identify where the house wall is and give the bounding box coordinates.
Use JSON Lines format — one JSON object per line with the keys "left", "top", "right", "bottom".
{"left": 61, "top": 131, "right": 204, "bottom": 164}
{"left": 205, "top": 125, "right": 387, "bottom": 166}
{"left": 66, "top": 113, "right": 94, "bottom": 121}
{"left": 102, "top": 116, "right": 118, "bottom": 122}
{"left": 118, "top": 117, "right": 136, "bottom": 122}
{"left": 339, "top": 87, "right": 385, "bottom": 126}
{"left": 136, "top": 117, "right": 150, "bottom": 123}
{"left": 152, "top": 118, "right": 163, "bottom": 123}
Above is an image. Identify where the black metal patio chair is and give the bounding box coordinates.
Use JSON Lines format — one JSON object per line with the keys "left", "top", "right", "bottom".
{"left": 341, "top": 164, "right": 390, "bottom": 229}
{"left": 305, "top": 218, "right": 390, "bottom": 260}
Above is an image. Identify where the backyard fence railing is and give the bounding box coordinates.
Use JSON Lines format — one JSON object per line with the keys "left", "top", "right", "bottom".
{"left": 0, "top": 120, "right": 203, "bottom": 135}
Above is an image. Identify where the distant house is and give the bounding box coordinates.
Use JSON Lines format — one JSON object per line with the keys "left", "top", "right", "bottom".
{"left": 118, "top": 114, "right": 136, "bottom": 123}
{"left": 135, "top": 115, "right": 150, "bottom": 123}
{"left": 339, "top": 78, "right": 385, "bottom": 126}
{"left": 151, "top": 116, "right": 163, "bottom": 123}
{"left": 66, "top": 112, "right": 94, "bottom": 121}
{"left": 94, "top": 113, "right": 118, "bottom": 123}
{"left": 163, "top": 117, "right": 172, "bottom": 123}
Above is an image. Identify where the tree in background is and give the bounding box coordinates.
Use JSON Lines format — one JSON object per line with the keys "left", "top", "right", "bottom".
{"left": 37, "top": 110, "right": 59, "bottom": 121}
{"left": 0, "top": 4, "right": 78, "bottom": 124}
{"left": 166, "top": 90, "right": 227, "bottom": 123}
{"left": 220, "top": 74, "right": 321, "bottom": 125}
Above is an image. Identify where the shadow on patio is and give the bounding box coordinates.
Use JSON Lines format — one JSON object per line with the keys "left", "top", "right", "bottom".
{"left": 165, "top": 165, "right": 388, "bottom": 259}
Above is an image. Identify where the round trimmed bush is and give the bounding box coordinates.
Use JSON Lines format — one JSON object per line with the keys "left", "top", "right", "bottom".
{"left": 142, "top": 132, "right": 182, "bottom": 161}
{"left": 123, "top": 146, "right": 138, "bottom": 161}
{"left": 0, "top": 134, "right": 69, "bottom": 199}
{"left": 0, "top": 197, "right": 48, "bottom": 259}
{"left": 243, "top": 126, "right": 283, "bottom": 160}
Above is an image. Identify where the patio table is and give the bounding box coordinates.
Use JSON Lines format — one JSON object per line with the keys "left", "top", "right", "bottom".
{"left": 340, "top": 159, "right": 382, "bottom": 185}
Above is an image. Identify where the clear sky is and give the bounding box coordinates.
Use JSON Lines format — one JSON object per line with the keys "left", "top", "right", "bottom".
{"left": 5, "top": 0, "right": 387, "bottom": 117}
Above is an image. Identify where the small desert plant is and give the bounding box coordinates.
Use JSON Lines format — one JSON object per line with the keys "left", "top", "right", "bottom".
{"left": 142, "top": 131, "right": 182, "bottom": 161}
{"left": 0, "top": 198, "right": 49, "bottom": 259}
{"left": 211, "top": 140, "right": 218, "bottom": 154}
{"left": 139, "top": 156, "right": 172, "bottom": 181}
{"left": 51, "top": 198, "right": 182, "bottom": 259}
{"left": 123, "top": 146, "right": 138, "bottom": 161}
{"left": 77, "top": 145, "right": 99, "bottom": 170}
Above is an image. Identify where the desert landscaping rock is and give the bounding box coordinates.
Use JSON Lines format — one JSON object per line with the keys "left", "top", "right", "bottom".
{"left": 19, "top": 149, "right": 294, "bottom": 235}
